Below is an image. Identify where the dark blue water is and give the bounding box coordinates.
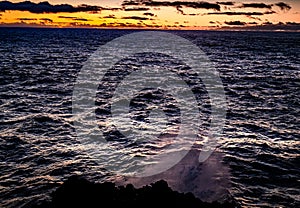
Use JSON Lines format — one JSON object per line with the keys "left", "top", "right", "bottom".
{"left": 0, "top": 28, "right": 299, "bottom": 208}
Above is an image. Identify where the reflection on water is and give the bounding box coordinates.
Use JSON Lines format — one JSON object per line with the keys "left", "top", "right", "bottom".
{"left": 0, "top": 28, "right": 299, "bottom": 207}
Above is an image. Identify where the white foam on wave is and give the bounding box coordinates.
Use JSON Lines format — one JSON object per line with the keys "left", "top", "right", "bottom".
{"left": 116, "top": 148, "right": 231, "bottom": 202}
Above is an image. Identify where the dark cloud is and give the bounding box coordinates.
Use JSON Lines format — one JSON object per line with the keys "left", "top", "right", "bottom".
{"left": 286, "top": 22, "right": 300, "bottom": 26}
{"left": 275, "top": 2, "right": 291, "bottom": 11}
{"left": 68, "top": 22, "right": 92, "bottom": 27}
{"left": 101, "top": 7, "right": 121, "bottom": 11}
{"left": 124, "top": 7, "right": 149, "bottom": 11}
{"left": 263, "top": 21, "right": 273, "bottom": 25}
{"left": 122, "top": 16, "right": 150, "bottom": 20}
{"left": 122, "top": 0, "right": 220, "bottom": 11}
{"left": 39, "top": 18, "right": 53, "bottom": 22}
{"left": 207, "top": 11, "right": 276, "bottom": 16}
{"left": 208, "top": 12, "right": 264, "bottom": 16}
{"left": 58, "top": 16, "right": 91, "bottom": 21}
{"left": 122, "top": 1, "right": 140, "bottom": 6}
{"left": 102, "top": 15, "right": 116, "bottom": 19}
{"left": 0, "top": 1, "right": 120, "bottom": 14}
{"left": 73, "top": 18, "right": 90, "bottom": 21}
{"left": 218, "top": 21, "right": 300, "bottom": 31}
{"left": 264, "top": 11, "right": 276, "bottom": 14}
{"left": 145, "top": 1, "right": 220, "bottom": 10}
{"left": 216, "top": 2, "right": 235, "bottom": 6}
{"left": 0, "top": 22, "right": 52, "bottom": 27}
{"left": 224, "top": 20, "right": 246, "bottom": 25}
{"left": 247, "top": 16, "right": 262, "bottom": 21}
{"left": 176, "top": 6, "right": 184, "bottom": 15}
{"left": 235, "top": 22, "right": 300, "bottom": 31}
{"left": 17, "top": 18, "right": 37, "bottom": 21}
{"left": 143, "top": 12, "right": 155, "bottom": 16}
{"left": 58, "top": 16, "right": 77, "bottom": 19}
{"left": 241, "top": 3, "right": 272, "bottom": 9}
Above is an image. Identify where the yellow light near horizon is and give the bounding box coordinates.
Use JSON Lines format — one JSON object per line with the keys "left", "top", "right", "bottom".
{"left": 0, "top": 1, "right": 300, "bottom": 29}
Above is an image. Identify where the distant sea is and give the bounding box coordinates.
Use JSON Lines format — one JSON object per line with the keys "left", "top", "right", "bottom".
{"left": 0, "top": 28, "right": 299, "bottom": 208}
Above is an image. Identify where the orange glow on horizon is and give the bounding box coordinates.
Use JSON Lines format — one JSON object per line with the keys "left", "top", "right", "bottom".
{"left": 0, "top": 1, "right": 299, "bottom": 30}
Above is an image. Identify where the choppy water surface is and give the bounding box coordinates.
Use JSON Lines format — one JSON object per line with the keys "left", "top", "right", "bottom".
{"left": 0, "top": 28, "right": 299, "bottom": 207}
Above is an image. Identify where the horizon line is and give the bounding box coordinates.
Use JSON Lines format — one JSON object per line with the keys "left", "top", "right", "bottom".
{"left": 0, "top": 25, "right": 299, "bottom": 32}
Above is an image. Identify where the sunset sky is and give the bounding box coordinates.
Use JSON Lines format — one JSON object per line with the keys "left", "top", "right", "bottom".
{"left": 0, "top": 0, "right": 299, "bottom": 30}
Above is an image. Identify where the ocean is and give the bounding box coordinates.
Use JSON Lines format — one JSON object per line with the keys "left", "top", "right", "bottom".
{"left": 0, "top": 28, "right": 299, "bottom": 207}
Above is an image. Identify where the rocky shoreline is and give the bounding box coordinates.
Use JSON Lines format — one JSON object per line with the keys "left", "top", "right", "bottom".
{"left": 32, "top": 176, "right": 240, "bottom": 208}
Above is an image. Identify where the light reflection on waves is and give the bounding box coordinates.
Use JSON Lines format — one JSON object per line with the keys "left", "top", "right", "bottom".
{"left": 88, "top": 51, "right": 211, "bottom": 177}
{"left": 0, "top": 29, "right": 299, "bottom": 208}
{"left": 76, "top": 64, "right": 202, "bottom": 177}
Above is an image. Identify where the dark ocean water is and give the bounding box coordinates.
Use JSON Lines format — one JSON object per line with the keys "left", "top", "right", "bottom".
{"left": 0, "top": 28, "right": 299, "bottom": 208}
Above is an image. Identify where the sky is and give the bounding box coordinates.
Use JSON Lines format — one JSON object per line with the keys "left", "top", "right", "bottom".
{"left": 0, "top": 0, "right": 299, "bottom": 30}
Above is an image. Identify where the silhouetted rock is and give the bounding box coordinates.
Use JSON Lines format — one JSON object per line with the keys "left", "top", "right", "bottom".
{"left": 33, "top": 176, "right": 240, "bottom": 208}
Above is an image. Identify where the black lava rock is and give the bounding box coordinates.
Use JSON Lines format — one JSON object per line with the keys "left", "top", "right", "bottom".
{"left": 34, "top": 176, "right": 239, "bottom": 208}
